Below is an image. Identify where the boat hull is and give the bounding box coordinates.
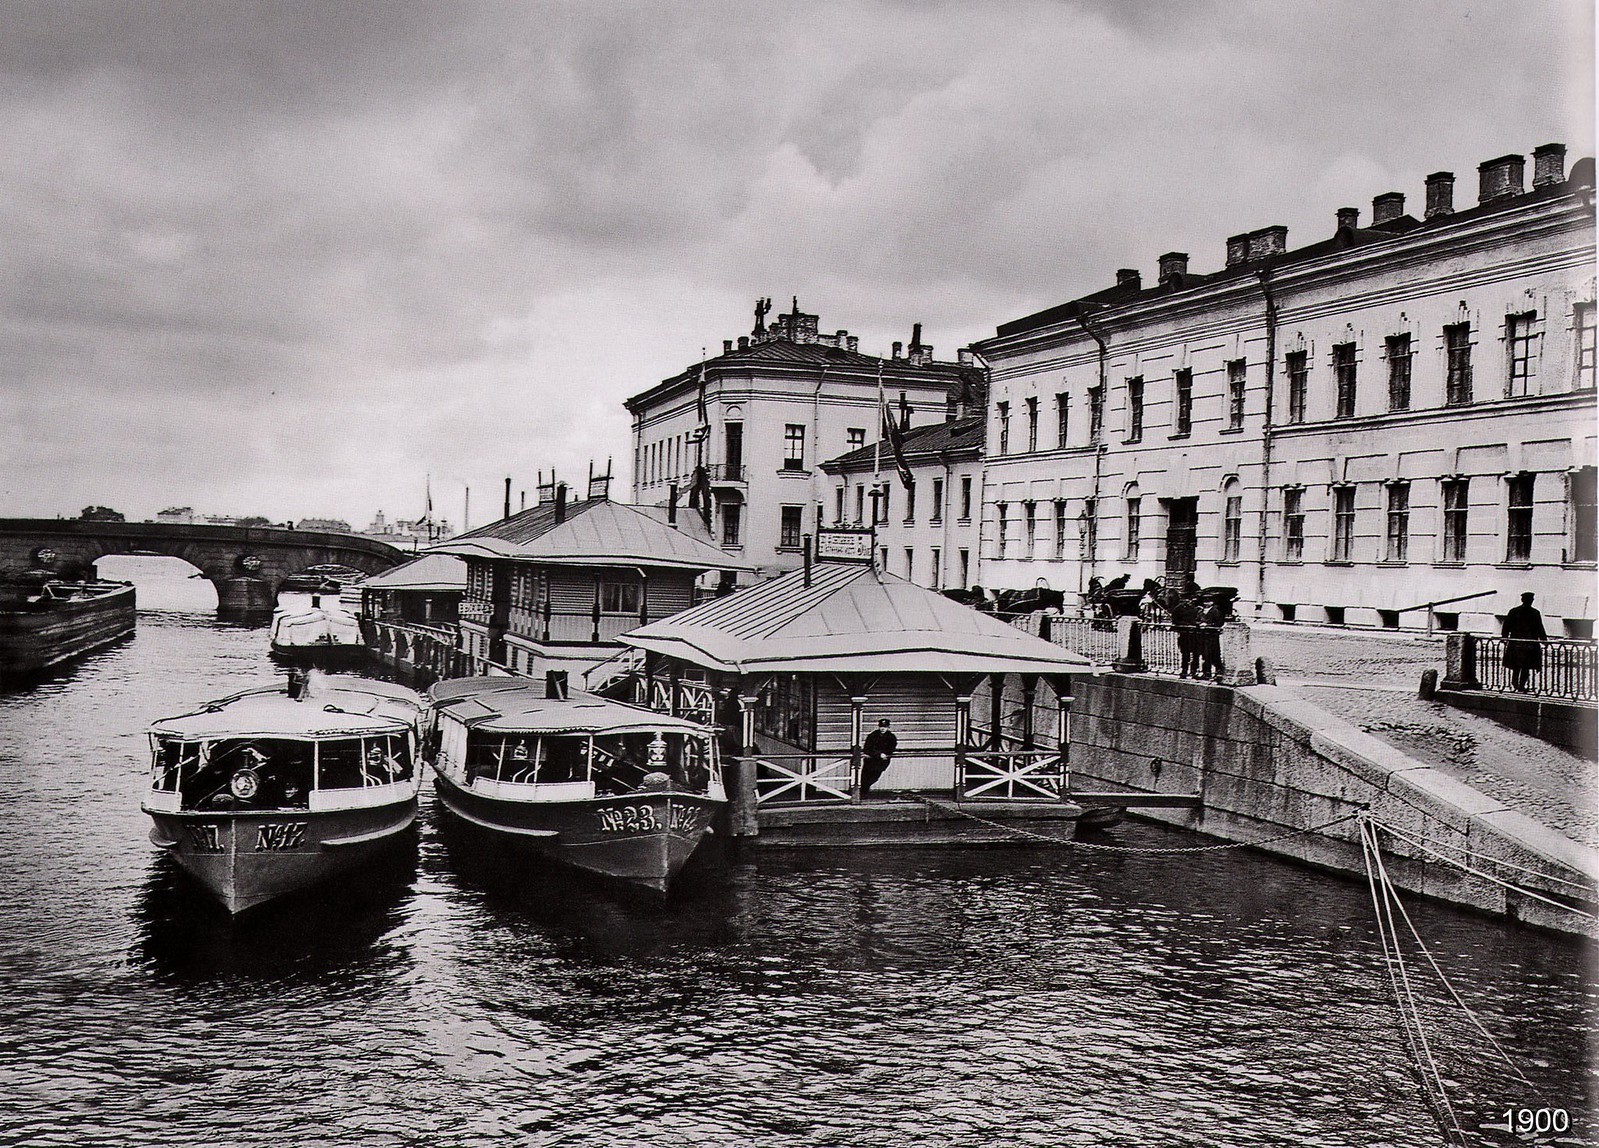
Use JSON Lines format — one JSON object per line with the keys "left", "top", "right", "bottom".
{"left": 146, "top": 801, "right": 417, "bottom": 914}
{"left": 433, "top": 772, "right": 721, "bottom": 895}
{"left": 0, "top": 582, "right": 136, "bottom": 682}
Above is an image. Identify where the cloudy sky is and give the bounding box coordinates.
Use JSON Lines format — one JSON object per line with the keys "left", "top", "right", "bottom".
{"left": 2, "top": 1, "right": 1592, "bottom": 528}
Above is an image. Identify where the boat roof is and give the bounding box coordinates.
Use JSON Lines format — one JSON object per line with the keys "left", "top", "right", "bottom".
{"left": 621, "top": 563, "right": 1098, "bottom": 676}
{"left": 150, "top": 674, "right": 424, "bottom": 740}
{"left": 430, "top": 678, "right": 714, "bottom": 735}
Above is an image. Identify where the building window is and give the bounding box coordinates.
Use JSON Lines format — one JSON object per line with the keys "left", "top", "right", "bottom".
{"left": 873, "top": 485, "right": 890, "bottom": 525}
{"left": 1227, "top": 359, "right": 1246, "bottom": 430}
{"left": 1080, "top": 498, "right": 1097, "bottom": 560}
{"left": 1056, "top": 392, "right": 1070, "bottom": 447}
{"left": 1506, "top": 311, "right": 1540, "bottom": 397}
{"left": 757, "top": 674, "right": 814, "bottom": 748}
{"left": 959, "top": 476, "right": 973, "bottom": 522}
{"left": 1571, "top": 467, "right": 1598, "bottom": 562}
{"left": 1333, "top": 343, "right": 1357, "bottom": 418}
{"left": 855, "top": 485, "right": 865, "bottom": 525}
{"left": 1222, "top": 481, "right": 1242, "bottom": 563}
{"left": 996, "top": 401, "right": 1010, "bottom": 455}
{"left": 783, "top": 424, "right": 806, "bottom": 470}
{"left": 931, "top": 477, "right": 944, "bottom": 523}
{"left": 1442, "top": 478, "right": 1469, "bottom": 563}
{"left": 1576, "top": 302, "right": 1596, "bottom": 391}
{"left": 903, "top": 481, "right": 916, "bottom": 523}
{"left": 722, "top": 503, "right": 741, "bottom": 547}
{"left": 1385, "top": 482, "right": 1410, "bottom": 563}
{"left": 1286, "top": 350, "right": 1309, "bottom": 423}
{"left": 1025, "top": 396, "right": 1039, "bottom": 452}
{"left": 1283, "top": 488, "right": 1305, "bottom": 561}
{"left": 930, "top": 547, "right": 942, "bottom": 587}
{"left": 779, "top": 505, "right": 803, "bottom": 550}
{"left": 1126, "top": 377, "right": 1144, "bottom": 442}
{"left": 1386, "top": 334, "right": 1412, "bottom": 411}
{"left": 1126, "top": 498, "right": 1141, "bottom": 560}
{"left": 1054, "top": 500, "right": 1068, "bottom": 559}
{"left": 847, "top": 427, "right": 865, "bottom": 450}
{"left": 1506, "top": 472, "right": 1535, "bottom": 563}
{"left": 1023, "top": 501, "right": 1037, "bottom": 558}
{"left": 996, "top": 503, "right": 1008, "bottom": 558}
{"left": 1088, "top": 385, "right": 1104, "bottom": 442}
{"left": 904, "top": 548, "right": 915, "bottom": 579}
{"left": 1173, "top": 369, "right": 1193, "bottom": 435}
{"left": 1331, "top": 486, "right": 1355, "bottom": 562}
{"left": 835, "top": 485, "right": 846, "bottom": 524}
{"left": 958, "top": 548, "right": 970, "bottom": 587}
{"left": 1445, "top": 322, "right": 1473, "bottom": 405}
{"left": 599, "top": 581, "right": 641, "bottom": 615}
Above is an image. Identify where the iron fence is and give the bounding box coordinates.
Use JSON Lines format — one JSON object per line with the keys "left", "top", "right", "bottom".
{"left": 1042, "top": 615, "right": 1119, "bottom": 664}
{"left": 1139, "top": 621, "right": 1183, "bottom": 676}
{"left": 1470, "top": 635, "right": 1598, "bottom": 702}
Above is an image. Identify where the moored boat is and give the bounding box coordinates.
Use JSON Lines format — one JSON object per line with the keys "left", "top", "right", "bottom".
{"left": 268, "top": 596, "right": 365, "bottom": 667}
{"left": 0, "top": 576, "right": 136, "bottom": 684}
{"left": 143, "top": 673, "right": 425, "bottom": 914}
{"left": 428, "top": 676, "right": 725, "bottom": 895}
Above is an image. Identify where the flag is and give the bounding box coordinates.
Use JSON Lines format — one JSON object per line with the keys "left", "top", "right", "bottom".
{"left": 695, "top": 362, "right": 708, "bottom": 427}
{"left": 880, "top": 389, "right": 914, "bottom": 491}
{"left": 687, "top": 464, "right": 713, "bottom": 532}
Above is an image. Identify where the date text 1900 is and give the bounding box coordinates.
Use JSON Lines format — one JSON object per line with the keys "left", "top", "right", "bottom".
{"left": 595, "top": 804, "right": 705, "bottom": 835}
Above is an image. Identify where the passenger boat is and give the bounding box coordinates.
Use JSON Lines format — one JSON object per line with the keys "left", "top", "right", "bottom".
{"left": 268, "top": 595, "right": 365, "bottom": 667}
{"left": 142, "top": 673, "right": 426, "bottom": 914}
{"left": 0, "top": 576, "right": 136, "bottom": 684}
{"left": 428, "top": 676, "right": 725, "bottom": 895}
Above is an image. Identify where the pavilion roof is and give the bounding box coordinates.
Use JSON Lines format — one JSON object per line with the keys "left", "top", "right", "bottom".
{"left": 621, "top": 563, "right": 1096, "bottom": 676}
{"left": 359, "top": 553, "right": 467, "bottom": 592}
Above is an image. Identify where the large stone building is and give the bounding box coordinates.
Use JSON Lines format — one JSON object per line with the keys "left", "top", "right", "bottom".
{"left": 976, "top": 143, "right": 1597, "bottom": 637}
{"left": 625, "top": 299, "right": 985, "bottom": 582}
{"left": 819, "top": 414, "right": 984, "bottom": 590}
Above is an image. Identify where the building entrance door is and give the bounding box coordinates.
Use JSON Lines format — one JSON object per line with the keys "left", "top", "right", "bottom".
{"left": 1163, "top": 497, "right": 1198, "bottom": 588}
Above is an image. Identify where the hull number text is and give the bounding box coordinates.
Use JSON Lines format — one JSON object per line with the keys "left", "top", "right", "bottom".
{"left": 255, "top": 823, "right": 307, "bottom": 852}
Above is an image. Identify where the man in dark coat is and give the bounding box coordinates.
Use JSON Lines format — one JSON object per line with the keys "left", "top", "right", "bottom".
{"left": 1502, "top": 592, "right": 1547, "bottom": 692}
{"left": 1171, "top": 594, "right": 1203, "bottom": 678}
{"left": 860, "top": 719, "right": 897, "bottom": 799}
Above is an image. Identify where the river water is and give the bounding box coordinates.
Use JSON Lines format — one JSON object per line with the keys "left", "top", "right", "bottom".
{"left": 0, "top": 556, "right": 1592, "bottom": 1147}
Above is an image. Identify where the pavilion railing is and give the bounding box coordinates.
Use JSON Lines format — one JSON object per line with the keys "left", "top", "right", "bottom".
{"left": 750, "top": 753, "right": 855, "bottom": 805}
{"left": 956, "top": 749, "right": 1069, "bottom": 802}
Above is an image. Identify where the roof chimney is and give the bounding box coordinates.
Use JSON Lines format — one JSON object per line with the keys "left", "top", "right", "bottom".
{"left": 1533, "top": 142, "right": 1567, "bottom": 188}
{"left": 846, "top": 335, "right": 859, "bottom": 353}
{"left": 1247, "top": 226, "right": 1288, "bottom": 260}
{"left": 958, "top": 347, "right": 974, "bottom": 365}
{"left": 1115, "top": 268, "right": 1141, "bottom": 289}
{"left": 1424, "top": 171, "right": 1455, "bottom": 218}
{"left": 892, "top": 341, "right": 903, "bottom": 359}
{"left": 1157, "top": 252, "right": 1188, "bottom": 284}
{"left": 1368, "top": 194, "right": 1407, "bottom": 225}
{"left": 1336, "top": 206, "right": 1360, "bottom": 231}
{"left": 1225, "top": 233, "right": 1250, "bottom": 267}
{"left": 553, "top": 483, "right": 568, "bottom": 525}
{"left": 723, "top": 339, "right": 733, "bottom": 354}
{"left": 1478, "top": 153, "right": 1525, "bottom": 204}
{"left": 504, "top": 476, "right": 512, "bottom": 520}
{"left": 737, "top": 335, "right": 749, "bottom": 350}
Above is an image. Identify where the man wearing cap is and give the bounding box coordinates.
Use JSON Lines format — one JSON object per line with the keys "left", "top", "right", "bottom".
{"left": 1502, "top": 592, "right": 1547, "bottom": 692}
{"left": 860, "top": 719, "right": 897, "bottom": 799}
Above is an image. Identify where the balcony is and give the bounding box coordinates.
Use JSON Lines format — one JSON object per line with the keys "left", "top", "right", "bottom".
{"left": 708, "top": 462, "right": 746, "bottom": 488}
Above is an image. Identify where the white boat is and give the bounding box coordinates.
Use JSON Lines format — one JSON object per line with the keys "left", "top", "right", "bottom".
{"left": 143, "top": 673, "right": 425, "bottom": 914}
{"left": 269, "top": 596, "right": 364, "bottom": 666}
{"left": 428, "top": 676, "right": 725, "bottom": 895}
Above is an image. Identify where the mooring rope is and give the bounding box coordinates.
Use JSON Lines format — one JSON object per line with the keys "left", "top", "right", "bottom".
{"left": 910, "top": 796, "right": 1364, "bottom": 853}
{"left": 1367, "top": 816, "right": 1598, "bottom": 902}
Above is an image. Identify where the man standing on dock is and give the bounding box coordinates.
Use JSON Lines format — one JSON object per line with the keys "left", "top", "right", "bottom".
{"left": 860, "top": 719, "right": 897, "bottom": 799}
{"left": 1501, "top": 592, "right": 1547, "bottom": 692}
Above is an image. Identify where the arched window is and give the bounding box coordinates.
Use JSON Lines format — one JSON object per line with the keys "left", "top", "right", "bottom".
{"left": 1221, "top": 478, "right": 1243, "bottom": 563}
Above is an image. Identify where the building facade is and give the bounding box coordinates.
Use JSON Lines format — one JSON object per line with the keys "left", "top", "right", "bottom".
{"left": 976, "top": 143, "right": 1597, "bottom": 636}
{"left": 819, "top": 415, "right": 984, "bottom": 590}
{"left": 625, "top": 300, "right": 985, "bottom": 582}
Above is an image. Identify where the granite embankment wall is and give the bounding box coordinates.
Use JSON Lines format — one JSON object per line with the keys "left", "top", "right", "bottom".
{"left": 1055, "top": 674, "right": 1598, "bottom": 935}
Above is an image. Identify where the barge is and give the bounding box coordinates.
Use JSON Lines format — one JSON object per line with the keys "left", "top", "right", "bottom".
{"left": 0, "top": 577, "right": 136, "bottom": 684}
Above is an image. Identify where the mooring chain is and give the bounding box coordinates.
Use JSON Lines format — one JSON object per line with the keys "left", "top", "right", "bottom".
{"left": 911, "top": 797, "right": 1364, "bottom": 854}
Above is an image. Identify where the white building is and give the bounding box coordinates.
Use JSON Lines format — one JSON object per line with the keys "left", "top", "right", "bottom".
{"left": 976, "top": 143, "right": 1597, "bottom": 637}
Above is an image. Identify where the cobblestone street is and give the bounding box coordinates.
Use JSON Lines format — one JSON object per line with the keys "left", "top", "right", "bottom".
{"left": 1249, "top": 623, "right": 1599, "bottom": 849}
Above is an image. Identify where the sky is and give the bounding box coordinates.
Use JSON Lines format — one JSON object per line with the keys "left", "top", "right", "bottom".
{"left": 2, "top": 0, "right": 1593, "bottom": 528}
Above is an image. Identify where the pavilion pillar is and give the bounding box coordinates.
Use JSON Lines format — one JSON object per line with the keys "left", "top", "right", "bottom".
{"left": 1049, "top": 674, "right": 1075, "bottom": 778}
{"left": 1019, "top": 674, "right": 1038, "bottom": 750}
{"left": 988, "top": 673, "right": 1004, "bottom": 750}
{"left": 849, "top": 693, "right": 867, "bottom": 800}
{"left": 728, "top": 694, "right": 760, "bottom": 837}
{"left": 669, "top": 662, "right": 681, "bottom": 717}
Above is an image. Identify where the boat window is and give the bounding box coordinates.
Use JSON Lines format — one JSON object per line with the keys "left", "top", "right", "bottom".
{"left": 538, "top": 736, "right": 587, "bottom": 784}
{"left": 180, "top": 738, "right": 313, "bottom": 811}
{"left": 464, "top": 733, "right": 530, "bottom": 782}
{"left": 317, "top": 739, "right": 366, "bottom": 790}
{"left": 151, "top": 738, "right": 197, "bottom": 791}
{"left": 360, "top": 734, "right": 412, "bottom": 786}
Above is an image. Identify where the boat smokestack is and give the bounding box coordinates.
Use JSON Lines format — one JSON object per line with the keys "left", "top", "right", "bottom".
{"left": 287, "top": 669, "right": 309, "bottom": 700}
{"left": 504, "top": 477, "right": 512, "bottom": 520}
{"left": 545, "top": 670, "right": 569, "bottom": 700}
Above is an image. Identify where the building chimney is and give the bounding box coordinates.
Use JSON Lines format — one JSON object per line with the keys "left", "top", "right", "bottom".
{"left": 1225, "top": 233, "right": 1250, "bottom": 267}
{"left": 504, "top": 476, "right": 512, "bottom": 520}
{"left": 737, "top": 335, "right": 749, "bottom": 350}
{"left": 1336, "top": 206, "right": 1359, "bottom": 231}
{"left": 666, "top": 484, "right": 678, "bottom": 525}
{"left": 846, "top": 335, "right": 859, "bottom": 353}
{"left": 723, "top": 339, "right": 733, "bottom": 354}
{"left": 1372, "top": 192, "right": 1405, "bottom": 224}
{"left": 892, "top": 341, "right": 903, "bottom": 359}
{"left": 1478, "top": 153, "right": 1525, "bottom": 204}
{"left": 958, "top": 347, "right": 974, "bottom": 365}
{"left": 1157, "top": 252, "right": 1188, "bottom": 283}
{"left": 553, "top": 483, "right": 568, "bottom": 524}
{"left": 1115, "top": 268, "right": 1141, "bottom": 289}
{"left": 1247, "top": 226, "right": 1288, "bottom": 260}
{"left": 1533, "top": 142, "right": 1567, "bottom": 188}
{"left": 1425, "top": 172, "right": 1455, "bottom": 218}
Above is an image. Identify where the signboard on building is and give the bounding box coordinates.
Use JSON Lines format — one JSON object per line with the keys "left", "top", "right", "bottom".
{"left": 814, "top": 526, "right": 875, "bottom": 564}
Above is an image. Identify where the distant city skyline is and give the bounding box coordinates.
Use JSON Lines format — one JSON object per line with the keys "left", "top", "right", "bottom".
{"left": 3, "top": 1, "right": 1592, "bottom": 525}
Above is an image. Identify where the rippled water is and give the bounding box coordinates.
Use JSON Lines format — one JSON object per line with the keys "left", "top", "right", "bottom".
{"left": 0, "top": 557, "right": 1592, "bottom": 1147}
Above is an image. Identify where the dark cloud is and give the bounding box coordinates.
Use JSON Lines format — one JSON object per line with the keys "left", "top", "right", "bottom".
{"left": 0, "top": 0, "right": 1591, "bottom": 522}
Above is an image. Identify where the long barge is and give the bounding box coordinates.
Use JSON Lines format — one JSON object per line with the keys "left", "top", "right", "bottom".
{"left": 0, "top": 578, "right": 137, "bottom": 684}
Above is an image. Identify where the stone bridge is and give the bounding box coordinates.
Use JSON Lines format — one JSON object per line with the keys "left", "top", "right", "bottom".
{"left": 0, "top": 519, "right": 408, "bottom": 618}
